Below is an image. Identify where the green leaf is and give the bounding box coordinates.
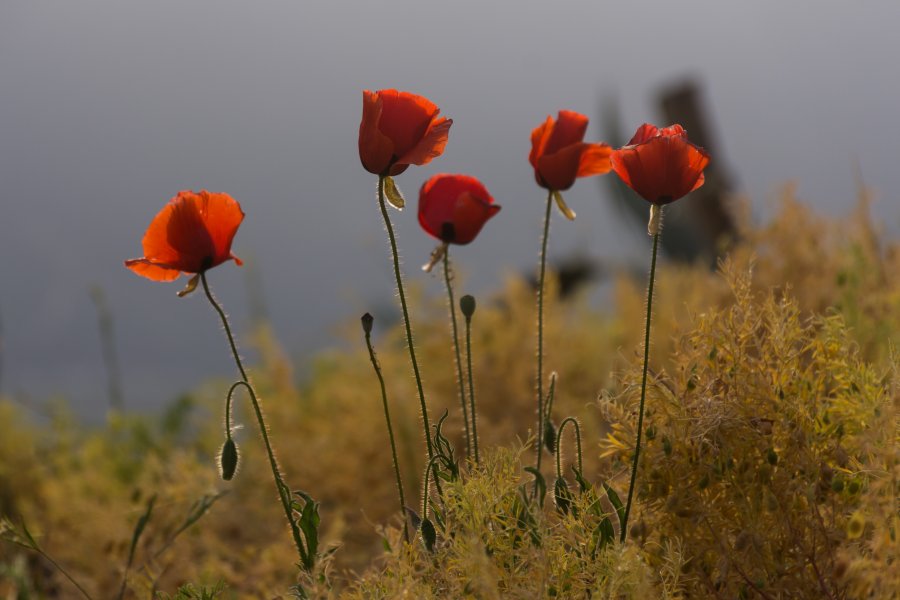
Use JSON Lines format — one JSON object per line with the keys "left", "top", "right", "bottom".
{"left": 294, "top": 490, "right": 320, "bottom": 568}
{"left": 603, "top": 482, "right": 625, "bottom": 528}
{"left": 592, "top": 517, "right": 616, "bottom": 557}
{"left": 554, "top": 477, "right": 573, "bottom": 514}
{"left": 127, "top": 494, "right": 156, "bottom": 568}
{"left": 572, "top": 466, "right": 590, "bottom": 494}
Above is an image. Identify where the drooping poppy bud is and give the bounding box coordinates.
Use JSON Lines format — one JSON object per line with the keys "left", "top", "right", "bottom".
{"left": 359, "top": 89, "right": 452, "bottom": 177}
{"left": 529, "top": 110, "right": 612, "bottom": 192}
{"left": 611, "top": 123, "right": 710, "bottom": 205}
{"left": 220, "top": 438, "right": 239, "bottom": 481}
{"left": 125, "top": 190, "right": 244, "bottom": 282}
{"left": 418, "top": 174, "right": 501, "bottom": 245}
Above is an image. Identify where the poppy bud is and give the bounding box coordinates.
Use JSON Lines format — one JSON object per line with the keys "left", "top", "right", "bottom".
{"left": 543, "top": 419, "right": 557, "bottom": 454}
{"left": 361, "top": 312, "right": 374, "bottom": 335}
{"left": 220, "top": 438, "right": 239, "bottom": 481}
{"left": 459, "top": 295, "right": 476, "bottom": 318}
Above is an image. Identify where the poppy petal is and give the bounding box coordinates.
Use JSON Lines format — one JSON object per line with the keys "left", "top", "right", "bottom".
{"left": 377, "top": 90, "right": 441, "bottom": 160}
{"left": 395, "top": 116, "right": 452, "bottom": 169}
{"left": 544, "top": 110, "right": 589, "bottom": 156}
{"left": 538, "top": 142, "right": 609, "bottom": 191}
{"left": 359, "top": 90, "right": 395, "bottom": 175}
{"left": 576, "top": 143, "right": 613, "bottom": 177}
{"left": 124, "top": 258, "right": 183, "bottom": 282}
{"left": 627, "top": 123, "right": 661, "bottom": 146}
{"left": 529, "top": 116, "right": 554, "bottom": 169}
{"left": 196, "top": 191, "right": 245, "bottom": 265}
{"left": 450, "top": 191, "right": 501, "bottom": 244}
{"left": 691, "top": 172, "right": 706, "bottom": 193}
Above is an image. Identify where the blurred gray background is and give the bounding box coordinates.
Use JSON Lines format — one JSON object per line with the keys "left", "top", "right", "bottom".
{"left": 1, "top": 1, "right": 898, "bottom": 419}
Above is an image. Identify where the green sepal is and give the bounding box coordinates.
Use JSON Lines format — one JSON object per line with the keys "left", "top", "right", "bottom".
{"left": 383, "top": 176, "right": 405, "bottom": 210}
{"left": 552, "top": 190, "right": 576, "bottom": 220}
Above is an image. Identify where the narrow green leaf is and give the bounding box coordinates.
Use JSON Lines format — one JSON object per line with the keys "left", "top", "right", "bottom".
{"left": 554, "top": 477, "right": 572, "bottom": 514}
{"left": 603, "top": 482, "right": 625, "bottom": 527}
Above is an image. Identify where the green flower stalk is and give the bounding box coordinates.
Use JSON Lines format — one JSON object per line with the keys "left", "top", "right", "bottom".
{"left": 361, "top": 312, "right": 409, "bottom": 544}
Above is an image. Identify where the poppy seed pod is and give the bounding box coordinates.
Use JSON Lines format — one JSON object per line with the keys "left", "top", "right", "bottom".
{"left": 220, "top": 438, "right": 239, "bottom": 481}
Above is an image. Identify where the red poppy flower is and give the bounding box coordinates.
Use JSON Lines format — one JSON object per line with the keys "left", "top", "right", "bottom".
{"left": 529, "top": 110, "right": 612, "bottom": 191}
{"left": 125, "top": 190, "right": 244, "bottom": 282}
{"left": 611, "top": 123, "right": 710, "bottom": 205}
{"left": 418, "top": 174, "right": 500, "bottom": 245}
{"left": 359, "top": 89, "right": 452, "bottom": 177}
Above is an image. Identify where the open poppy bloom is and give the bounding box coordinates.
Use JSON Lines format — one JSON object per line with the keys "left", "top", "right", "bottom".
{"left": 611, "top": 123, "right": 710, "bottom": 205}
{"left": 359, "top": 89, "right": 452, "bottom": 177}
{"left": 125, "top": 190, "right": 244, "bottom": 282}
{"left": 529, "top": 110, "right": 612, "bottom": 191}
{"left": 418, "top": 174, "right": 501, "bottom": 245}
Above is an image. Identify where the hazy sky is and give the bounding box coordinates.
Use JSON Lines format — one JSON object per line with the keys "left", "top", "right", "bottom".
{"left": 1, "top": 1, "right": 898, "bottom": 418}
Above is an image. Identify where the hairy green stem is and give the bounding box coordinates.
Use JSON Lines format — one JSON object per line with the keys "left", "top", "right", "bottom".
{"left": 442, "top": 250, "right": 471, "bottom": 459}
{"left": 534, "top": 190, "right": 553, "bottom": 481}
{"left": 38, "top": 548, "right": 92, "bottom": 600}
{"left": 555, "top": 417, "right": 583, "bottom": 481}
{"left": 201, "top": 273, "right": 309, "bottom": 566}
{"left": 421, "top": 454, "right": 445, "bottom": 519}
{"left": 463, "top": 303, "right": 480, "bottom": 464}
{"left": 377, "top": 176, "right": 435, "bottom": 464}
{"left": 364, "top": 322, "right": 410, "bottom": 543}
{"left": 620, "top": 229, "right": 660, "bottom": 542}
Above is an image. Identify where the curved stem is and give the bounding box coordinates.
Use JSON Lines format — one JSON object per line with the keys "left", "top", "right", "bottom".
{"left": 200, "top": 273, "right": 309, "bottom": 566}
{"left": 555, "top": 417, "right": 583, "bottom": 481}
{"left": 377, "top": 176, "right": 434, "bottom": 463}
{"left": 36, "top": 549, "right": 93, "bottom": 600}
{"left": 443, "top": 250, "right": 471, "bottom": 459}
{"left": 364, "top": 326, "right": 409, "bottom": 543}
{"left": 464, "top": 305, "right": 479, "bottom": 465}
{"left": 224, "top": 380, "right": 248, "bottom": 439}
{"left": 620, "top": 229, "right": 660, "bottom": 542}
{"left": 534, "top": 190, "right": 553, "bottom": 482}
{"left": 421, "top": 454, "right": 445, "bottom": 519}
